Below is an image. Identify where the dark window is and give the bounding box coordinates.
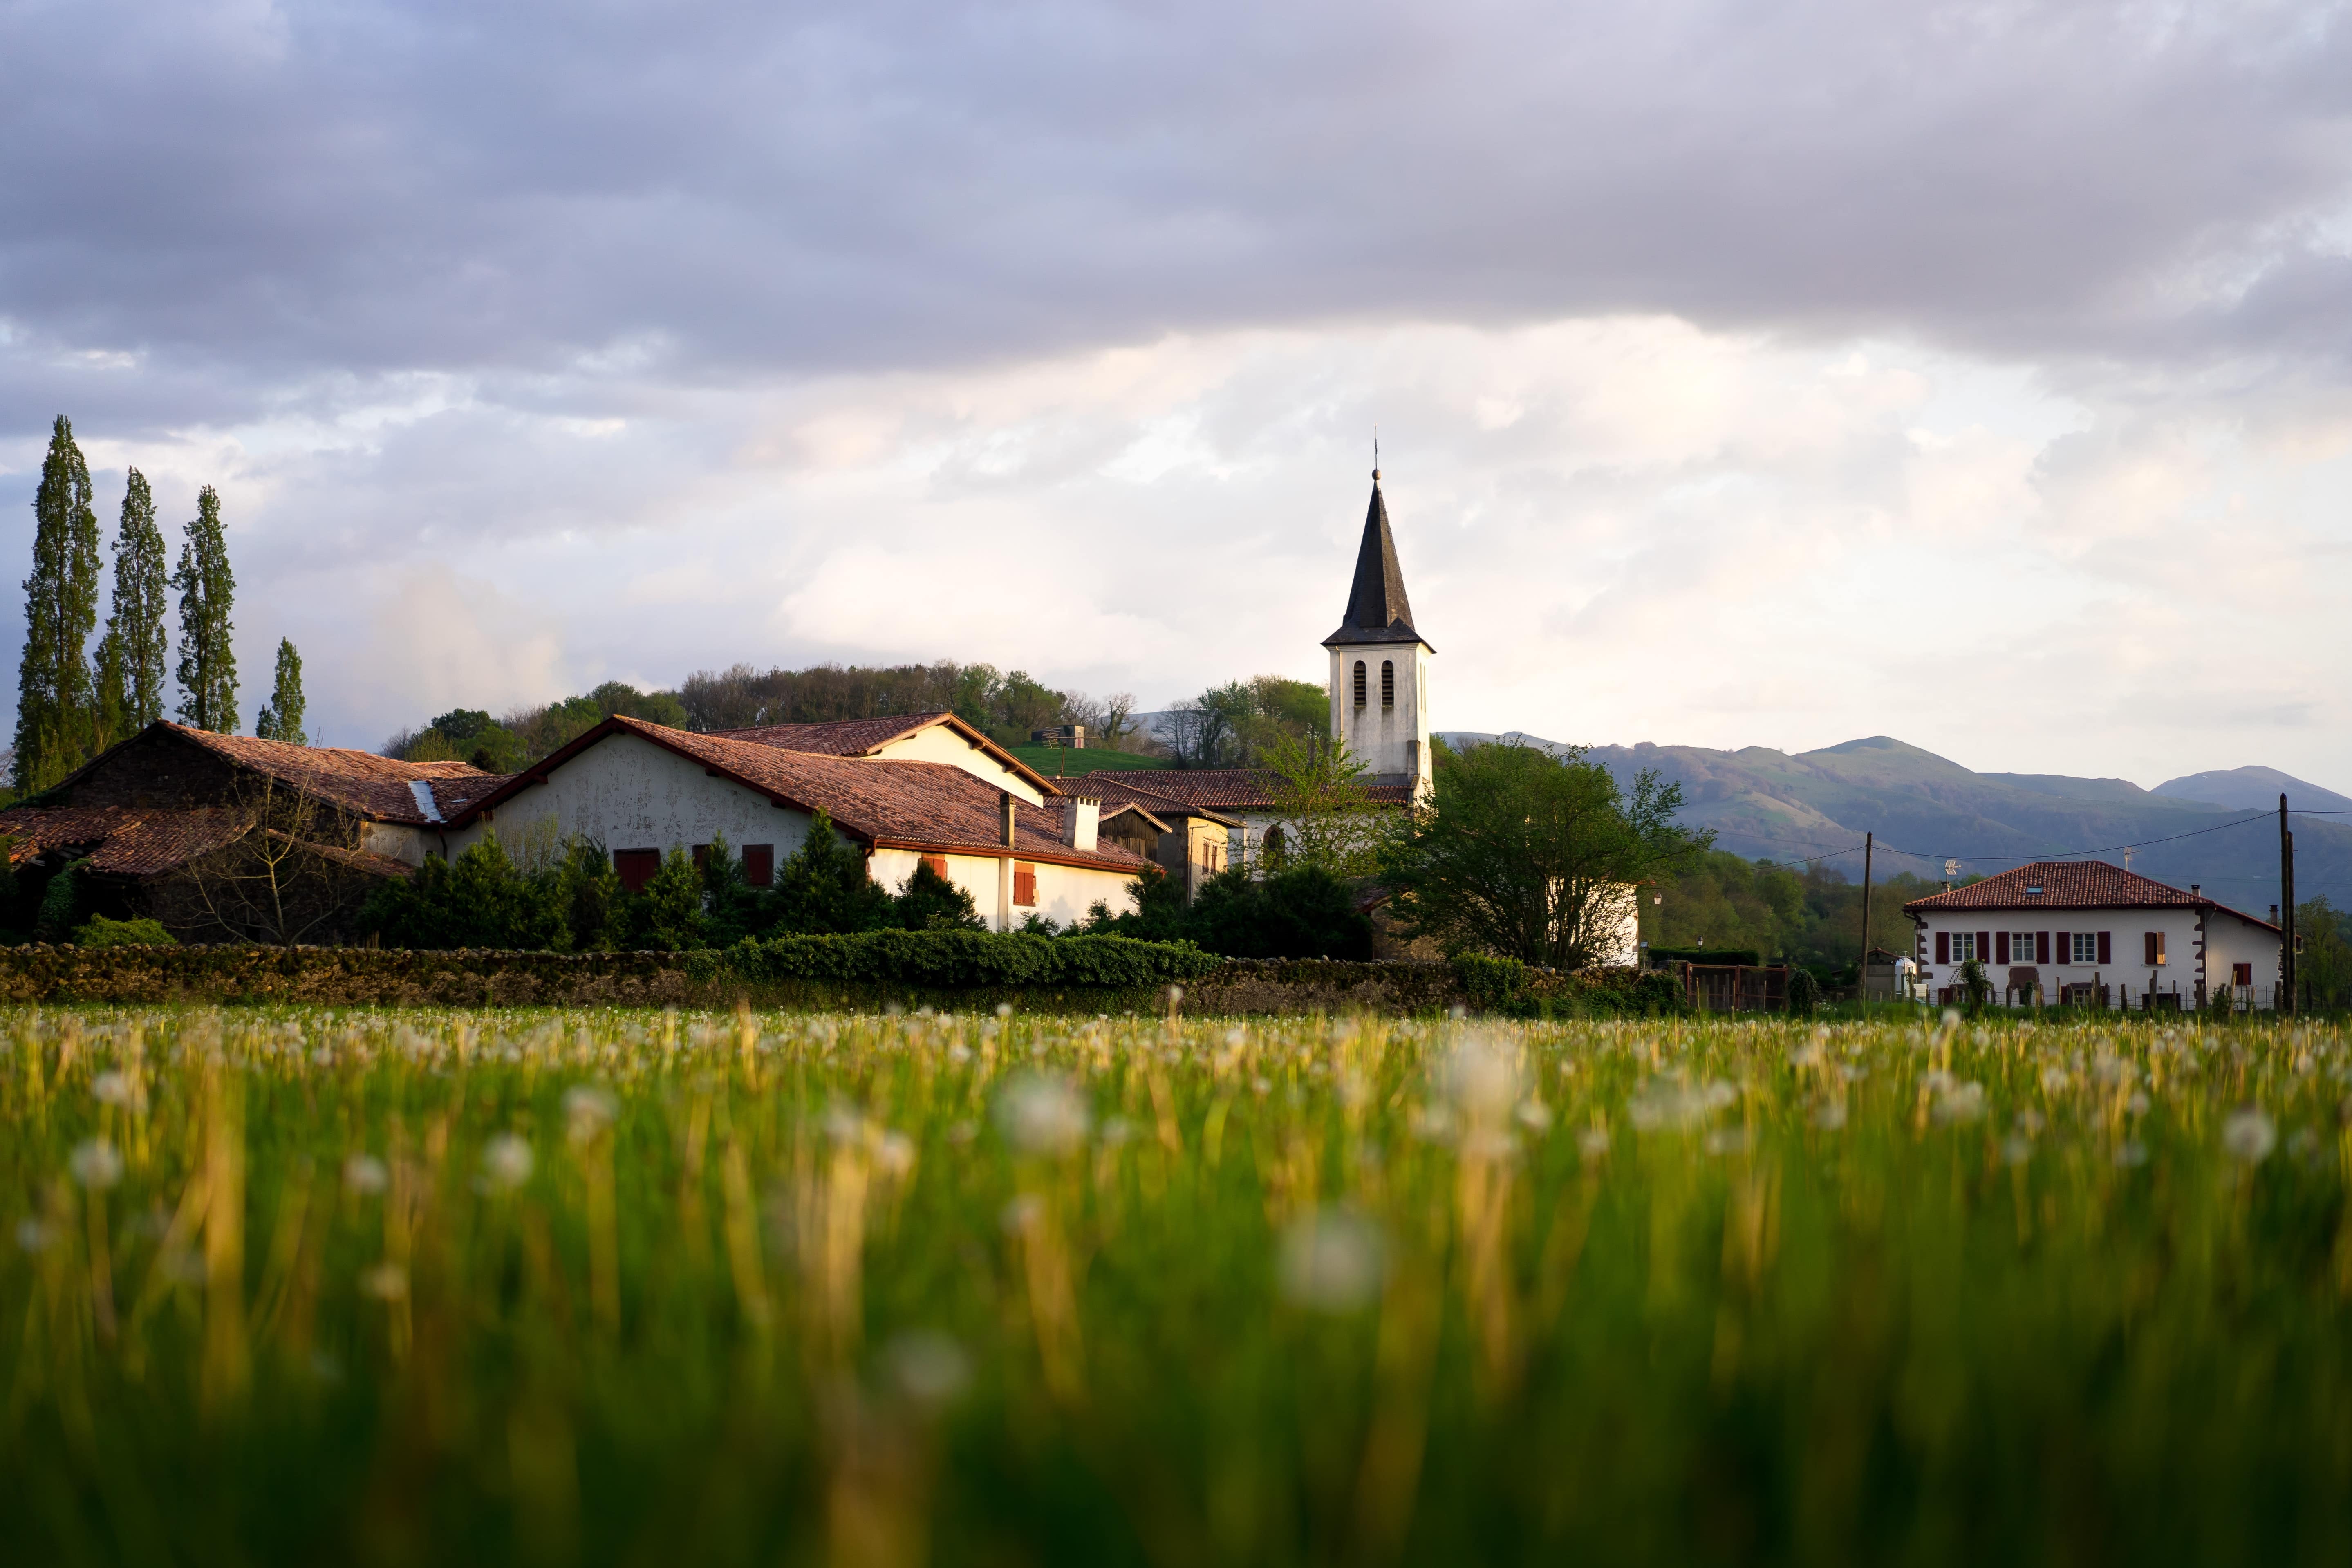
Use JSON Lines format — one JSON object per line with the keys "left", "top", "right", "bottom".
{"left": 742, "top": 844, "right": 775, "bottom": 887}
{"left": 1014, "top": 863, "right": 1038, "bottom": 906}
{"left": 2232, "top": 962, "right": 2253, "bottom": 987}
{"left": 690, "top": 844, "right": 709, "bottom": 872}
{"left": 614, "top": 849, "right": 660, "bottom": 893}
{"left": 1352, "top": 661, "right": 1367, "bottom": 708}
{"left": 1381, "top": 660, "right": 1394, "bottom": 708}
{"left": 2144, "top": 931, "right": 2165, "bottom": 965}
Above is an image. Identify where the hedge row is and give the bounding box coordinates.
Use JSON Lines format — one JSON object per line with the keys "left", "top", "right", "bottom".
{"left": 701, "top": 930, "right": 1225, "bottom": 988}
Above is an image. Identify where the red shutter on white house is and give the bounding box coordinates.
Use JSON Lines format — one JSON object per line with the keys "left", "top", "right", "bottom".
{"left": 2055, "top": 931, "right": 2069, "bottom": 965}
{"left": 742, "top": 845, "right": 774, "bottom": 888}
{"left": 614, "top": 849, "right": 660, "bottom": 893}
{"left": 921, "top": 855, "right": 948, "bottom": 880}
{"left": 1014, "top": 864, "right": 1038, "bottom": 906}
{"left": 1935, "top": 931, "right": 1950, "bottom": 964}
{"left": 2037, "top": 932, "right": 2050, "bottom": 965}
{"left": 1977, "top": 931, "right": 1991, "bottom": 964}
{"left": 2097, "top": 931, "right": 2112, "bottom": 965}
{"left": 1996, "top": 932, "right": 2010, "bottom": 965}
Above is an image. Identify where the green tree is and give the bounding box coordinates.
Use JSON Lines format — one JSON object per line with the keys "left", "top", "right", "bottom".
{"left": 1181, "top": 864, "right": 1373, "bottom": 959}
{"left": 772, "top": 811, "right": 894, "bottom": 934}
{"left": 1382, "top": 740, "right": 1712, "bottom": 968}
{"left": 253, "top": 638, "right": 306, "bottom": 745}
{"left": 1082, "top": 862, "right": 1188, "bottom": 941}
{"left": 554, "top": 838, "right": 627, "bottom": 950}
{"left": 1261, "top": 731, "right": 1389, "bottom": 878}
{"left": 99, "top": 466, "right": 170, "bottom": 733}
{"left": 13, "top": 416, "right": 103, "bottom": 791}
{"left": 894, "top": 859, "right": 984, "bottom": 930}
{"left": 172, "top": 484, "right": 237, "bottom": 732}
{"left": 626, "top": 847, "right": 707, "bottom": 950}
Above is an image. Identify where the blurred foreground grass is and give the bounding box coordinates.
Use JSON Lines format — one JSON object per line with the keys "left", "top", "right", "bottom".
{"left": 4, "top": 1003, "right": 2351, "bottom": 1566}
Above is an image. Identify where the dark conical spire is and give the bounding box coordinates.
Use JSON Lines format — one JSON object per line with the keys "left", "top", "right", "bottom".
{"left": 1324, "top": 470, "right": 1431, "bottom": 648}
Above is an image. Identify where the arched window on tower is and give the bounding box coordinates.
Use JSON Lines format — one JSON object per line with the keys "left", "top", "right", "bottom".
{"left": 1381, "top": 661, "right": 1395, "bottom": 708}
{"left": 1352, "top": 661, "right": 1367, "bottom": 708}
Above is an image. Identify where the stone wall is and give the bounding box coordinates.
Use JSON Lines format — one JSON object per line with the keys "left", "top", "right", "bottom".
{"left": 0, "top": 944, "right": 1479, "bottom": 1016}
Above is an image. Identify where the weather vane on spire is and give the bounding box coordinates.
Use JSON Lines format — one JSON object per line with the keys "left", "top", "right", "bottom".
{"left": 1373, "top": 424, "right": 1380, "bottom": 479}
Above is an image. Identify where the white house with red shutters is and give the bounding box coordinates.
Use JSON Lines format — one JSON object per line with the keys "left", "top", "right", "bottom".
{"left": 1905, "top": 860, "right": 2285, "bottom": 1010}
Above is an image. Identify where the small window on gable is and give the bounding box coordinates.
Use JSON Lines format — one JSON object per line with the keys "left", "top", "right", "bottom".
{"left": 1352, "top": 661, "right": 1367, "bottom": 708}
{"left": 1381, "top": 660, "right": 1395, "bottom": 708}
{"left": 614, "top": 848, "right": 660, "bottom": 893}
{"left": 742, "top": 844, "right": 775, "bottom": 887}
{"left": 1014, "top": 862, "right": 1038, "bottom": 906}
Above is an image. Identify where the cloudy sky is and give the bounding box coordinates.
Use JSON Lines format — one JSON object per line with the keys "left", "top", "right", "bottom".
{"left": 4, "top": 0, "right": 2351, "bottom": 785}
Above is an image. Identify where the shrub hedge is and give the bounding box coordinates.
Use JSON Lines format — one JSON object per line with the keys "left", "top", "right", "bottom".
{"left": 704, "top": 930, "right": 1224, "bottom": 988}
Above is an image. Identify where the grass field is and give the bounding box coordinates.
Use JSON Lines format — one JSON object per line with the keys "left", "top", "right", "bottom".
{"left": 5, "top": 1003, "right": 2352, "bottom": 1566}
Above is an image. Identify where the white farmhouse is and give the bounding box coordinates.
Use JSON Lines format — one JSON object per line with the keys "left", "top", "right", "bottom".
{"left": 437, "top": 712, "right": 1150, "bottom": 930}
{"left": 1905, "top": 860, "right": 2283, "bottom": 1010}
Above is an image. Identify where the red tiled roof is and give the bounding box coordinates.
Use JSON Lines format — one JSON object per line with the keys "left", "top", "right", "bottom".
{"left": 157, "top": 724, "right": 502, "bottom": 825}
{"left": 0, "top": 804, "right": 252, "bottom": 875}
{"left": 1904, "top": 860, "right": 2280, "bottom": 932}
{"left": 712, "top": 710, "right": 1058, "bottom": 797}
{"left": 1086, "top": 767, "right": 1415, "bottom": 813}
{"left": 458, "top": 717, "right": 1151, "bottom": 875}
{"left": 1095, "top": 800, "right": 1172, "bottom": 836}
{"left": 1075, "top": 775, "right": 1242, "bottom": 826}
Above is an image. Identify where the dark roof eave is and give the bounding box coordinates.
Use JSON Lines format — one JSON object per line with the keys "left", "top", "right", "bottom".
{"left": 1322, "top": 623, "right": 1434, "bottom": 651}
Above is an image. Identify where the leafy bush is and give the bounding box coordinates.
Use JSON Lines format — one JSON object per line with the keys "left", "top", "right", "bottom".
{"left": 893, "top": 858, "right": 985, "bottom": 931}
{"left": 724, "top": 929, "right": 1219, "bottom": 988}
{"left": 72, "top": 914, "right": 176, "bottom": 948}
{"left": 1787, "top": 967, "right": 1821, "bottom": 1017}
{"left": 1086, "top": 863, "right": 1371, "bottom": 960}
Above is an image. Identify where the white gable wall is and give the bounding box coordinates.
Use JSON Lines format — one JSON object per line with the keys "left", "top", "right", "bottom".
{"left": 444, "top": 731, "right": 821, "bottom": 863}
{"left": 866, "top": 728, "right": 1046, "bottom": 806}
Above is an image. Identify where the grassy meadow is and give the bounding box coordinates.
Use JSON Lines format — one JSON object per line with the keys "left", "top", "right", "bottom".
{"left": 4, "top": 1002, "right": 2351, "bottom": 1566}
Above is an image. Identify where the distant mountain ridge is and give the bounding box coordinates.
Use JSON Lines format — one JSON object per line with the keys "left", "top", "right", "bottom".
{"left": 1435, "top": 732, "right": 2352, "bottom": 914}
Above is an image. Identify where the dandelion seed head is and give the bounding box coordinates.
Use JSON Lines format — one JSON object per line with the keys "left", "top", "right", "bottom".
{"left": 91, "top": 1070, "right": 143, "bottom": 1109}
{"left": 995, "top": 1073, "right": 1089, "bottom": 1156}
{"left": 564, "top": 1084, "right": 618, "bottom": 1144}
{"left": 343, "top": 1154, "right": 388, "bottom": 1195}
{"left": 360, "top": 1263, "right": 409, "bottom": 1300}
{"left": 481, "top": 1133, "right": 535, "bottom": 1191}
{"left": 1278, "top": 1209, "right": 1386, "bottom": 1314}
{"left": 2222, "top": 1107, "right": 2276, "bottom": 1163}
{"left": 886, "top": 1330, "right": 972, "bottom": 1406}
{"left": 1514, "top": 1099, "right": 1554, "bottom": 1132}
{"left": 69, "top": 1139, "right": 123, "bottom": 1189}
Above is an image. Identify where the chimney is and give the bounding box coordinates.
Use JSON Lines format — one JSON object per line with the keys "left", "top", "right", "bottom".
{"left": 1062, "top": 795, "right": 1100, "bottom": 853}
{"left": 2191, "top": 884, "right": 2200, "bottom": 898}
{"left": 1000, "top": 790, "right": 1017, "bottom": 849}
{"left": 2270, "top": 904, "right": 2279, "bottom": 923}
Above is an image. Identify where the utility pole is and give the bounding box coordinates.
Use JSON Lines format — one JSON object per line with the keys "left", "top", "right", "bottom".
{"left": 1860, "top": 831, "right": 1874, "bottom": 1000}
{"left": 2280, "top": 792, "right": 2298, "bottom": 1015}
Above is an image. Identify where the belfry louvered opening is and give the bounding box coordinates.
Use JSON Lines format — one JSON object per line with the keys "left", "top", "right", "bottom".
{"left": 1352, "top": 661, "right": 1367, "bottom": 708}
{"left": 1380, "top": 660, "right": 1394, "bottom": 708}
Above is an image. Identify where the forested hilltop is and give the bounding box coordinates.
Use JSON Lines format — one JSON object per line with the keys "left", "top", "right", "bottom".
{"left": 383, "top": 661, "right": 1334, "bottom": 773}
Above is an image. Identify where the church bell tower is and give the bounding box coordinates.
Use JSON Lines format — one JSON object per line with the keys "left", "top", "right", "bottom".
{"left": 1323, "top": 470, "right": 1433, "bottom": 797}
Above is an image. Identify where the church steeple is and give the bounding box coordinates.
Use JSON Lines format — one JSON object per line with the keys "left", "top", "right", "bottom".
{"left": 1322, "top": 469, "right": 1434, "bottom": 796}
{"left": 1324, "top": 470, "right": 1432, "bottom": 650}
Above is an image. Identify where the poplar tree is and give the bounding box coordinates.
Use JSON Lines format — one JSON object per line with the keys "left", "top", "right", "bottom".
{"left": 13, "top": 416, "right": 102, "bottom": 791}
{"left": 172, "top": 485, "right": 237, "bottom": 733}
{"left": 97, "top": 466, "right": 169, "bottom": 732}
{"left": 253, "top": 638, "right": 306, "bottom": 745}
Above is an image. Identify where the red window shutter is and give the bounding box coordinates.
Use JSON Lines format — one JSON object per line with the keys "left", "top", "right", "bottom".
{"left": 2097, "top": 930, "right": 2112, "bottom": 965}
{"left": 921, "top": 855, "right": 948, "bottom": 880}
{"left": 691, "top": 844, "right": 709, "bottom": 872}
{"left": 742, "top": 845, "right": 774, "bottom": 888}
{"left": 1996, "top": 931, "right": 2010, "bottom": 965}
{"left": 614, "top": 849, "right": 660, "bottom": 893}
{"left": 2055, "top": 931, "right": 2069, "bottom": 964}
{"left": 1935, "top": 931, "right": 1949, "bottom": 964}
{"left": 1977, "top": 931, "right": 1991, "bottom": 965}
{"left": 2037, "top": 931, "right": 2050, "bottom": 965}
{"left": 1014, "top": 864, "right": 1037, "bottom": 906}
{"left": 2142, "top": 932, "right": 2155, "bottom": 965}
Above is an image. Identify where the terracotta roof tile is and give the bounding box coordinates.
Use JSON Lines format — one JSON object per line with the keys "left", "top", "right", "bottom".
{"left": 1073, "top": 775, "right": 1242, "bottom": 825}
{"left": 1086, "top": 767, "right": 1415, "bottom": 813}
{"left": 711, "top": 710, "right": 1059, "bottom": 796}
{"left": 161, "top": 724, "right": 502, "bottom": 825}
{"left": 1903, "top": 859, "right": 2279, "bottom": 931}
{"left": 0, "top": 804, "right": 250, "bottom": 876}
{"left": 464, "top": 717, "right": 1151, "bottom": 875}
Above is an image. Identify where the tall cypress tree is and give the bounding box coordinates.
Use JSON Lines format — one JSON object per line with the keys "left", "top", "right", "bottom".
{"left": 253, "top": 638, "right": 306, "bottom": 746}
{"left": 13, "top": 416, "right": 103, "bottom": 791}
{"left": 172, "top": 484, "right": 237, "bottom": 733}
{"left": 97, "top": 466, "right": 169, "bottom": 732}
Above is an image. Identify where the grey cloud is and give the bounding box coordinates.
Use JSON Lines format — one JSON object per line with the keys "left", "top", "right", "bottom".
{"left": 4, "top": 0, "right": 2350, "bottom": 405}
